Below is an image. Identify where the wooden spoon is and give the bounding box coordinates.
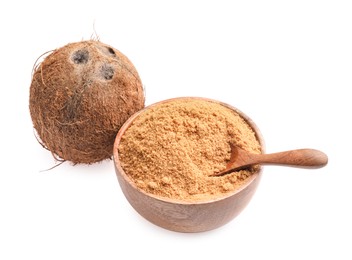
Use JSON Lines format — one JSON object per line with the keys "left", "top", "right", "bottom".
{"left": 212, "top": 144, "right": 328, "bottom": 177}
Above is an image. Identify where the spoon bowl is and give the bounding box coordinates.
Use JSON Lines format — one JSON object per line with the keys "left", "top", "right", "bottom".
{"left": 213, "top": 144, "right": 328, "bottom": 177}
{"left": 113, "top": 97, "right": 328, "bottom": 233}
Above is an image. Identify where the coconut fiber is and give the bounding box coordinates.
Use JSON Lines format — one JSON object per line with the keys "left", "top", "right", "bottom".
{"left": 29, "top": 40, "right": 145, "bottom": 164}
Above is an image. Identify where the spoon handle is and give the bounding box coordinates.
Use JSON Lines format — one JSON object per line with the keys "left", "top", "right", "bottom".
{"left": 251, "top": 149, "right": 328, "bottom": 168}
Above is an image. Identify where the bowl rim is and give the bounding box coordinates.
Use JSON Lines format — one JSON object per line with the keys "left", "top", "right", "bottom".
{"left": 113, "top": 96, "right": 266, "bottom": 205}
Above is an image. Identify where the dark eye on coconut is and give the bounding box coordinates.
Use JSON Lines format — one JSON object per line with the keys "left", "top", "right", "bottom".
{"left": 101, "top": 64, "right": 114, "bottom": 80}
{"left": 72, "top": 49, "right": 89, "bottom": 64}
{"left": 107, "top": 47, "right": 116, "bottom": 56}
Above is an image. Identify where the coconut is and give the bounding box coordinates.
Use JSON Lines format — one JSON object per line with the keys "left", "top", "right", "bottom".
{"left": 29, "top": 40, "right": 145, "bottom": 164}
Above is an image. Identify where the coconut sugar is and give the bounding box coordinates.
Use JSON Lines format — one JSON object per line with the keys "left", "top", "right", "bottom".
{"left": 118, "top": 98, "right": 262, "bottom": 202}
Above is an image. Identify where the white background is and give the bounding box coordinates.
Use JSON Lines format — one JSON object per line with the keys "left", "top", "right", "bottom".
{"left": 1, "top": 1, "right": 351, "bottom": 259}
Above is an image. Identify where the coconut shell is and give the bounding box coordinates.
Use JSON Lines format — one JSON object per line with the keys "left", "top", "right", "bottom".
{"left": 29, "top": 40, "right": 145, "bottom": 164}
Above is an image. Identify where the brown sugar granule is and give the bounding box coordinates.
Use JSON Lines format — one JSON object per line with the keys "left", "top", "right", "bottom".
{"left": 118, "top": 98, "right": 262, "bottom": 202}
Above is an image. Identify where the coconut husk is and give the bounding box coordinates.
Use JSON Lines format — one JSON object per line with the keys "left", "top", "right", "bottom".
{"left": 29, "top": 40, "right": 145, "bottom": 164}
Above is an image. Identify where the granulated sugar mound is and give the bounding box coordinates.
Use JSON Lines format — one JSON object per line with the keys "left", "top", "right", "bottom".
{"left": 29, "top": 40, "right": 145, "bottom": 164}
{"left": 118, "top": 98, "right": 262, "bottom": 201}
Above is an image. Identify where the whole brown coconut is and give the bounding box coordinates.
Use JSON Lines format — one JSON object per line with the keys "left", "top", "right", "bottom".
{"left": 29, "top": 40, "right": 145, "bottom": 164}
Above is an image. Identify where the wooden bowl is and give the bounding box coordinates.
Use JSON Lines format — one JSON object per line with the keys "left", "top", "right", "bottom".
{"left": 113, "top": 97, "right": 265, "bottom": 233}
